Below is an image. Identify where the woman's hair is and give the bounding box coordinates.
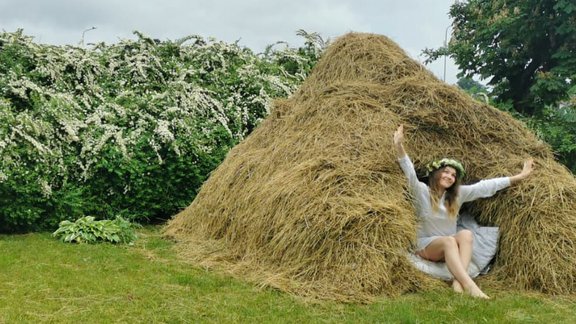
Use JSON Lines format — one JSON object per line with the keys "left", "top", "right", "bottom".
{"left": 428, "top": 167, "right": 461, "bottom": 218}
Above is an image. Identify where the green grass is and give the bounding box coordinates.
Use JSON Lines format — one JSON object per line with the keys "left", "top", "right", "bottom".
{"left": 1, "top": 227, "right": 574, "bottom": 323}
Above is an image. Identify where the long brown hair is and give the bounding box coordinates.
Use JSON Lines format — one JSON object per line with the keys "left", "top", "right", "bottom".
{"left": 428, "top": 167, "right": 461, "bottom": 218}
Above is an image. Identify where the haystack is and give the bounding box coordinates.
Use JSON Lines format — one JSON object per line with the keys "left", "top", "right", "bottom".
{"left": 164, "top": 33, "right": 576, "bottom": 302}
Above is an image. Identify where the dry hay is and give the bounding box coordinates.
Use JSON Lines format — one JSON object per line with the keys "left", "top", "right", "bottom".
{"left": 164, "top": 32, "right": 576, "bottom": 302}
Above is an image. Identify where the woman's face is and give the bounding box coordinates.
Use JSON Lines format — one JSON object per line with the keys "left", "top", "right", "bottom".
{"left": 437, "top": 166, "right": 457, "bottom": 190}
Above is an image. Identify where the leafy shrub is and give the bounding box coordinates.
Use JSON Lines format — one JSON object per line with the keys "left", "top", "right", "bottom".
{"left": 526, "top": 103, "right": 576, "bottom": 173}
{"left": 0, "top": 30, "right": 325, "bottom": 232}
{"left": 52, "top": 216, "right": 140, "bottom": 244}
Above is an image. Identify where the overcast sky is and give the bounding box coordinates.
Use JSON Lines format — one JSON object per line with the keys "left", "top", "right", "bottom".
{"left": 1, "top": 0, "right": 461, "bottom": 84}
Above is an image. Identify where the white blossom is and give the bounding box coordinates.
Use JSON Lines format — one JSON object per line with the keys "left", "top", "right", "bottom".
{"left": 154, "top": 119, "right": 174, "bottom": 143}
{"left": 39, "top": 179, "right": 53, "bottom": 198}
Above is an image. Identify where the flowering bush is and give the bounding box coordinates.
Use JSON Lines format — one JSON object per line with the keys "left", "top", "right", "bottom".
{"left": 0, "top": 30, "right": 324, "bottom": 232}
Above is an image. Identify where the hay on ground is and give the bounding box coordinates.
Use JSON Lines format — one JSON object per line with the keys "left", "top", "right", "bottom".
{"left": 164, "top": 32, "right": 576, "bottom": 302}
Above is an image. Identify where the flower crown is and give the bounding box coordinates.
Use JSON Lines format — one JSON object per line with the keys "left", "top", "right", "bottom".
{"left": 425, "top": 158, "right": 466, "bottom": 180}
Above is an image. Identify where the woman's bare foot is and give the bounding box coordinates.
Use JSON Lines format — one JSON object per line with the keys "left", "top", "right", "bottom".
{"left": 452, "top": 280, "right": 464, "bottom": 293}
{"left": 466, "top": 286, "right": 490, "bottom": 299}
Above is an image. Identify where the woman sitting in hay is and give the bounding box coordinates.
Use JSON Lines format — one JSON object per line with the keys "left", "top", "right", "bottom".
{"left": 393, "top": 125, "right": 534, "bottom": 299}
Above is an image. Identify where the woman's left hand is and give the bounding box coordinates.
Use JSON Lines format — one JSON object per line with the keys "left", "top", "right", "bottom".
{"left": 521, "top": 159, "right": 534, "bottom": 177}
{"left": 509, "top": 158, "right": 534, "bottom": 184}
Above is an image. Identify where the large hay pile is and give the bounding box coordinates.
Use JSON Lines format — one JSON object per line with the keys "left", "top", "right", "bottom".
{"left": 164, "top": 33, "right": 576, "bottom": 302}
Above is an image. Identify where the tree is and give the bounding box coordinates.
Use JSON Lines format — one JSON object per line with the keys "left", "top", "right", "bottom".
{"left": 424, "top": 0, "right": 576, "bottom": 117}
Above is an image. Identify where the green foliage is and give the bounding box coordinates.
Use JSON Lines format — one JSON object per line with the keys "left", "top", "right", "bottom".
{"left": 457, "top": 77, "right": 488, "bottom": 94}
{"left": 52, "top": 216, "right": 140, "bottom": 243}
{"left": 424, "top": 0, "right": 576, "bottom": 117}
{"left": 526, "top": 103, "right": 576, "bottom": 173}
{"left": 0, "top": 30, "right": 324, "bottom": 232}
{"left": 456, "top": 77, "right": 492, "bottom": 103}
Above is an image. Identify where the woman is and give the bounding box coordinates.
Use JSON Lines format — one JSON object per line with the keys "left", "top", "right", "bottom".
{"left": 393, "top": 125, "right": 533, "bottom": 299}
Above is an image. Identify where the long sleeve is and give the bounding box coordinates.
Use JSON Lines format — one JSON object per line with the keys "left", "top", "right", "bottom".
{"left": 459, "top": 177, "right": 511, "bottom": 203}
{"left": 398, "top": 155, "right": 430, "bottom": 213}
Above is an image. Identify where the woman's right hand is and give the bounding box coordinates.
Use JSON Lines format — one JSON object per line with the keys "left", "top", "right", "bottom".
{"left": 393, "top": 124, "right": 404, "bottom": 146}
{"left": 393, "top": 125, "right": 406, "bottom": 158}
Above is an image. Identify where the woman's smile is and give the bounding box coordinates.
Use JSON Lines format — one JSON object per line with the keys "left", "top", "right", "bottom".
{"left": 439, "top": 167, "right": 457, "bottom": 189}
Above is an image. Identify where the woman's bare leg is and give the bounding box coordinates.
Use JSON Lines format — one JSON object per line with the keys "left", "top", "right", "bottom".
{"left": 452, "top": 230, "right": 474, "bottom": 293}
{"left": 417, "top": 236, "right": 488, "bottom": 299}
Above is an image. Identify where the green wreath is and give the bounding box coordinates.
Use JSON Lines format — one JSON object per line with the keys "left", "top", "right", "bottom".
{"left": 425, "top": 158, "right": 466, "bottom": 180}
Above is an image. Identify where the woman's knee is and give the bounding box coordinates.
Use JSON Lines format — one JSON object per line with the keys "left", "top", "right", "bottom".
{"left": 419, "top": 237, "right": 458, "bottom": 261}
{"left": 456, "top": 229, "right": 474, "bottom": 245}
{"left": 439, "top": 236, "right": 458, "bottom": 249}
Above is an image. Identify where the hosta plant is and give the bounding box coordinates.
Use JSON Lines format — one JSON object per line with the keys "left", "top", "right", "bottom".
{"left": 52, "top": 216, "right": 140, "bottom": 244}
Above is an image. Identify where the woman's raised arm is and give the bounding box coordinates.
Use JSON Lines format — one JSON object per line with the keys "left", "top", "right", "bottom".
{"left": 393, "top": 124, "right": 407, "bottom": 158}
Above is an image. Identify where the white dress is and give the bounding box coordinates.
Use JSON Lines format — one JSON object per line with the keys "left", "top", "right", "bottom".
{"left": 398, "top": 155, "right": 510, "bottom": 251}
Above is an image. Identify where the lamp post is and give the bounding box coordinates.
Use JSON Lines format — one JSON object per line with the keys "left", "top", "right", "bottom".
{"left": 80, "top": 27, "right": 96, "bottom": 46}
{"left": 443, "top": 0, "right": 459, "bottom": 82}
{"left": 443, "top": 24, "right": 451, "bottom": 82}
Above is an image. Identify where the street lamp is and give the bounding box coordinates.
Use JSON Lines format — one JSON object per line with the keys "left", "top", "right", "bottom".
{"left": 443, "top": 24, "right": 451, "bottom": 82}
{"left": 443, "top": 0, "right": 459, "bottom": 82}
{"left": 80, "top": 27, "right": 96, "bottom": 46}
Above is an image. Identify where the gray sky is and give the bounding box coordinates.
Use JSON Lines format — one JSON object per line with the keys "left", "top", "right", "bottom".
{"left": 1, "top": 0, "right": 461, "bottom": 84}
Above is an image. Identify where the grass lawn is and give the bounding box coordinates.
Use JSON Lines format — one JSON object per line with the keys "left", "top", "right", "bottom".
{"left": 1, "top": 226, "right": 574, "bottom": 323}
